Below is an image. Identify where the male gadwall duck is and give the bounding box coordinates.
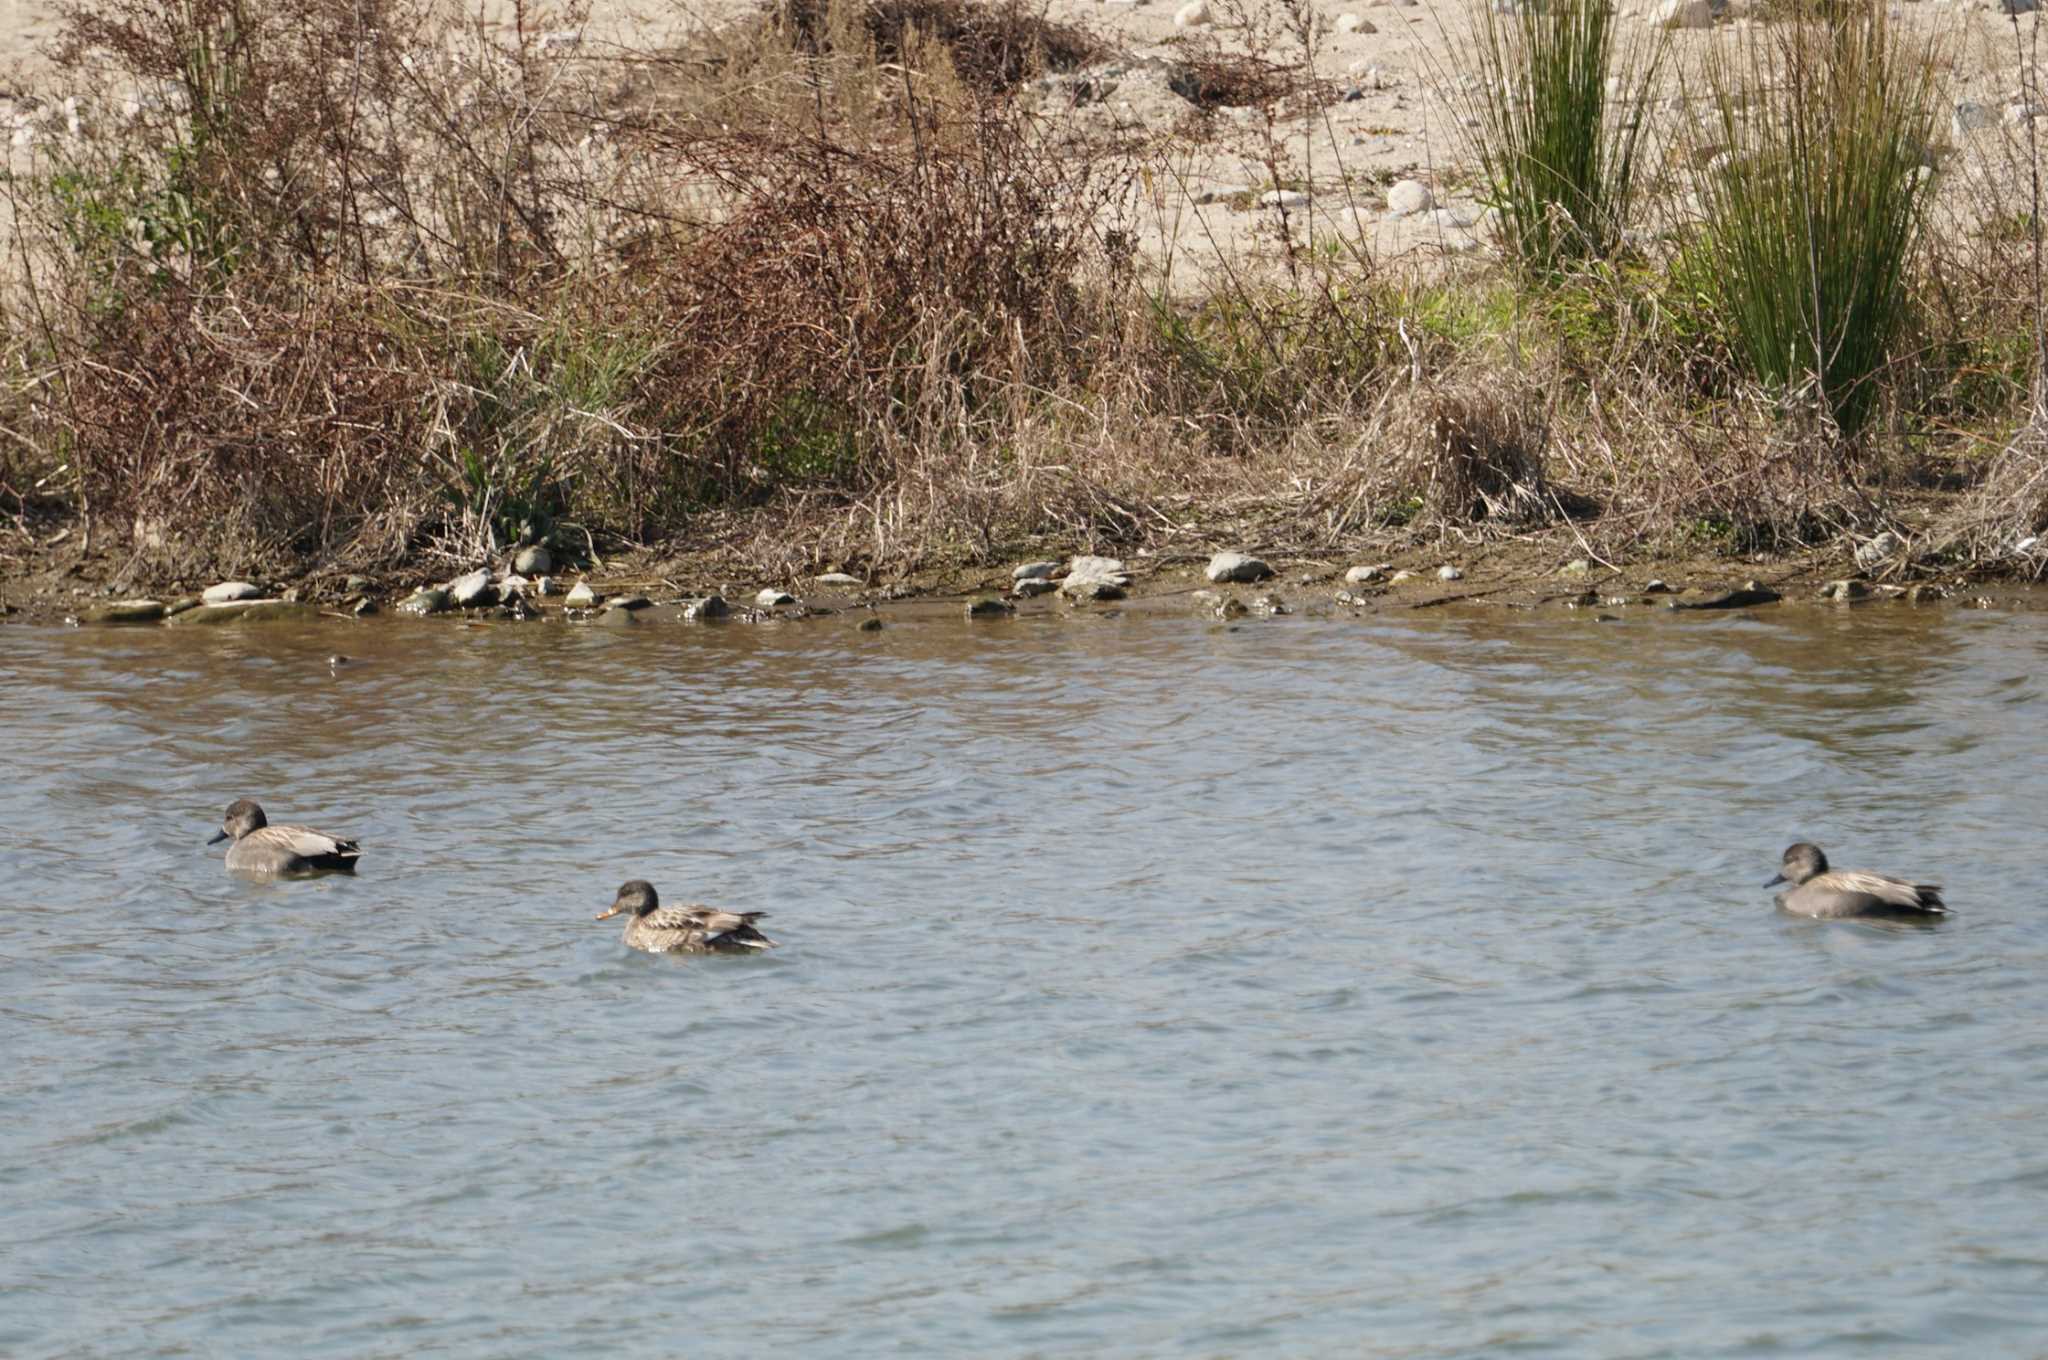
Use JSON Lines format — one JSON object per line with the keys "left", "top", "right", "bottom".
{"left": 1765, "top": 842, "right": 1947, "bottom": 920}
{"left": 208, "top": 798, "right": 361, "bottom": 875}
{"left": 594, "top": 880, "right": 777, "bottom": 955}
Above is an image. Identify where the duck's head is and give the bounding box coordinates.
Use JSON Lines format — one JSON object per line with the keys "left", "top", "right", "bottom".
{"left": 1766, "top": 842, "right": 1828, "bottom": 888}
{"left": 596, "top": 880, "right": 659, "bottom": 921}
{"left": 208, "top": 799, "right": 268, "bottom": 846}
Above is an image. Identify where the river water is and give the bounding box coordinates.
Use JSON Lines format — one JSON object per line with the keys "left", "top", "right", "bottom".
{"left": 4, "top": 596, "right": 2047, "bottom": 1357}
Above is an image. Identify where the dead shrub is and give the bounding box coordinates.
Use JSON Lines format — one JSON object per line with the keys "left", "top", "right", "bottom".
{"left": 1420, "top": 384, "right": 1551, "bottom": 526}
{"left": 1165, "top": 43, "right": 1333, "bottom": 111}
{"left": 775, "top": 0, "right": 1106, "bottom": 93}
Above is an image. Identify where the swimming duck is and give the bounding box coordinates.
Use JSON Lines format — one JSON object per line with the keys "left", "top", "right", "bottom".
{"left": 1765, "top": 842, "right": 1947, "bottom": 920}
{"left": 208, "top": 798, "right": 362, "bottom": 875}
{"left": 594, "top": 880, "right": 778, "bottom": 955}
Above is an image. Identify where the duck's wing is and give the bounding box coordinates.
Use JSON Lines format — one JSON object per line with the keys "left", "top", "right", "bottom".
{"left": 260, "top": 825, "right": 362, "bottom": 869}
{"left": 1829, "top": 870, "right": 1947, "bottom": 914}
{"left": 649, "top": 905, "right": 777, "bottom": 951}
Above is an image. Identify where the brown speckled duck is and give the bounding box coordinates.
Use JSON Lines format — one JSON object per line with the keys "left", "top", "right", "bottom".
{"left": 208, "top": 799, "right": 361, "bottom": 876}
{"left": 1765, "top": 842, "right": 1948, "bottom": 921}
{"left": 594, "top": 880, "right": 778, "bottom": 955}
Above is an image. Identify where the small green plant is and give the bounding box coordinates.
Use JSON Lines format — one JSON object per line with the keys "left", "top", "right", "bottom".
{"left": 1458, "top": 0, "right": 1664, "bottom": 274}
{"left": 1688, "top": 7, "right": 1942, "bottom": 438}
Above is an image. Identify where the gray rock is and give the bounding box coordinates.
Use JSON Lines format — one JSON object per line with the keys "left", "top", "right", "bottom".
{"left": 1653, "top": 0, "right": 1716, "bottom": 26}
{"left": 1062, "top": 578, "right": 1127, "bottom": 602}
{"left": 400, "top": 588, "right": 451, "bottom": 615}
{"left": 856, "top": 615, "right": 885, "bottom": 632}
{"left": 1251, "top": 594, "right": 1292, "bottom": 615}
{"left": 606, "top": 594, "right": 652, "bottom": 612}
{"left": 1345, "top": 564, "right": 1391, "bottom": 584}
{"left": 202, "top": 581, "right": 262, "bottom": 605}
{"left": 344, "top": 575, "right": 373, "bottom": 594}
{"left": 1952, "top": 102, "right": 1996, "bottom": 138}
{"left": 756, "top": 588, "right": 798, "bottom": 608}
{"left": 513, "top": 544, "right": 552, "bottom": 576}
{"left": 1559, "top": 558, "right": 1591, "bottom": 577}
{"left": 1822, "top": 578, "right": 1872, "bottom": 602}
{"left": 565, "top": 581, "right": 599, "bottom": 608}
{"left": 167, "top": 600, "right": 318, "bottom": 626}
{"left": 449, "top": 569, "right": 497, "bottom": 608}
{"left": 1206, "top": 551, "right": 1275, "bottom": 583}
{"left": 815, "top": 572, "right": 863, "bottom": 586}
{"left": 351, "top": 597, "right": 378, "bottom": 617}
{"left": 1013, "top": 578, "right": 1059, "bottom": 598}
{"left": 1065, "top": 555, "right": 1131, "bottom": 587}
{"left": 1174, "top": 0, "right": 1212, "bottom": 25}
{"left": 2001, "top": 0, "right": 2036, "bottom": 14}
{"left": 1214, "top": 597, "right": 1251, "bottom": 619}
{"left": 81, "top": 599, "right": 166, "bottom": 624}
{"left": 1855, "top": 531, "right": 1903, "bottom": 572}
{"left": 164, "top": 596, "right": 202, "bottom": 617}
{"left": 1390, "top": 569, "right": 1420, "bottom": 583}
{"left": 965, "top": 596, "right": 1015, "bottom": 618}
{"left": 1012, "top": 561, "right": 1061, "bottom": 581}
{"left": 1387, "top": 179, "right": 1434, "bottom": 217}
{"left": 534, "top": 575, "right": 556, "bottom": 596}
{"left": 1437, "top": 565, "right": 1464, "bottom": 581}
{"left": 1260, "top": 189, "right": 1310, "bottom": 210}
{"left": 683, "top": 595, "right": 730, "bottom": 621}
{"left": 1334, "top": 11, "right": 1374, "bottom": 30}
{"left": 1643, "top": 579, "right": 1673, "bottom": 594}
{"left": 597, "top": 604, "right": 638, "bottom": 628}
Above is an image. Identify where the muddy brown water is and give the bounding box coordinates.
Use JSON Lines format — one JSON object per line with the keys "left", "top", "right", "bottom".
{"left": 5, "top": 598, "right": 2048, "bottom": 1357}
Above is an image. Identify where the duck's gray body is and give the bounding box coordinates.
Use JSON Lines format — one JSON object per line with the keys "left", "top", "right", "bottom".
{"left": 210, "top": 799, "right": 361, "bottom": 876}
{"left": 595, "top": 880, "right": 777, "bottom": 955}
{"left": 1766, "top": 842, "right": 1946, "bottom": 920}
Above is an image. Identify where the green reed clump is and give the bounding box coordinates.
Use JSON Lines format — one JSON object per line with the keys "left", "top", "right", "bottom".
{"left": 1690, "top": 8, "right": 1942, "bottom": 438}
{"left": 1460, "top": 0, "right": 1662, "bottom": 274}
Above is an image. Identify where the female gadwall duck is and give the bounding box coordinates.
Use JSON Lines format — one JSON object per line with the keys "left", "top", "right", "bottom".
{"left": 594, "top": 880, "right": 777, "bottom": 955}
{"left": 208, "top": 798, "right": 361, "bottom": 875}
{"left": 1765, "top": 842, "right": 1947, "bottom": 920}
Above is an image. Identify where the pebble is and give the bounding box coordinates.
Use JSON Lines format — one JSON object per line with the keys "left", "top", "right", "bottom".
{"left": 856, "top": 615, "right": 885, "bottom": 632}
{"left": 1387, "top": 179, "right": 1434, "bottom": 217}
{"left": 1644, "top": 579, "right": 1673, "bottom": 594}
{"left": 202, "top": 581, "right": 262, "bottom": 604}
{"left": 1214, "top": 597, "right": 1251, "bottom": 619}
{"left": 1952, "top": 102, "right": 1996, "bottom": 138}
{"left": 344, "top": 575, "right": 373, "bottom": 593}
{"left": 1334, "top": 11, "right": 1376, "bottom": 29}
{"left": 1013, "top": 578, "right": 1059, "bottom": 598}
{"left": 756, "top": 588, "right": 798, "bottom": 608}
{"left": 815, "top": 572, "right": 863, "bottom": 586}
{"left": 513, "top": 544, "right": 552, "bottom": 576}
{"left": 1194, "top": 185, "right": 1252, "bottom": 206}
{"left": 1390, "top": 569, "right": 1419, "bottom": 583}
{"left": 1822, "top": 579, "right": 1872, "bottom": 602}
{"left": 1437, "top": 565, "right": 1464, "bottom": 581}
{"left": 565, "top": 582, "right": 599, "bottom": 608}
{"left": 1174, "top": 0, "right": 1212, "bottom": 25}
{"left": 1260, "top": 189, "right": 1311, "bottom": 209}
{"left": 683, "top": 595, "right": 730, "bottom": 621}
{"left": 965, "top": 596, "right": 1015, "bottom": 618}
{"left": 534, "top": 575, "right": 556, "bottom": 596}
{"left": 606, "top": 595, "right": 652, "bottom": 611}
{"left": 1559, "top": 558, "right": 1591, "bottom": 577}
{"left": 1345, "top": 564, "right": 1390, "bottom": 584}
{"left": 1013, "top": 561, "right": 1060, "bottom": 581}
{"left": 597, "top": 604, "right": 638, "bottom": 628}
{"left": 400, "top": 588, "right": 451, "bottom": 615}
{"left": 448, "top": 569, "right": 496, "bottom": 607}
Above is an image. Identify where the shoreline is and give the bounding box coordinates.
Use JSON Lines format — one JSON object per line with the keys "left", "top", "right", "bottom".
{"left": 6, "top": 514, "right": 2038, "bottom": 629}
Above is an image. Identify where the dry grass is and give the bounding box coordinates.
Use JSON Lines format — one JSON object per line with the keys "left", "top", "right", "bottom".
{"left": 0, "top": 0, "right": 2043, "bottom": 584}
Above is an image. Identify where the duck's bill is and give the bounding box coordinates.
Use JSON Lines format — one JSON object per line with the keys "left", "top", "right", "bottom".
{"left": 594, "top": 904, "right": 624, "bottom": 920}
{"left": 1763, "top": 873, "right": 1786, "bottom": 888}
{"left": 206, "top": 829, "right": 229, "bottom": 846}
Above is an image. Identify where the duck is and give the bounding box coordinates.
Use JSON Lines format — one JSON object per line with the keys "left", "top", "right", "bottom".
{"left": 1765, "top": 842, "right": 1947, "bottom": 920}
{"left": 208, "top": 798, "right": 362, "bottom": 875}
{"left": 594, "top": 880, "right": 778, "bottom": 955}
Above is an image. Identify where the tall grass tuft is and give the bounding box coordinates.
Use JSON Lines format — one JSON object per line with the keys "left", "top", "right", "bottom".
{"left": 1459, "top": 0, "right": 1663, "bottom": 274}
{"left": 1689, "top": 7, "right": 1943, "bottom": 439}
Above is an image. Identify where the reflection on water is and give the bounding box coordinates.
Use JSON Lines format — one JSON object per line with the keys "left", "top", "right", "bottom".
{"left": 4, "top": 600, "right": 2048, "bottom": 1357}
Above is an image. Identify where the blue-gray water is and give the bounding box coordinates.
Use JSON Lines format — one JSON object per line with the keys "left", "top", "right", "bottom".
{"left": 4, "top": 599, "right": 2048, "bottom": 1357}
